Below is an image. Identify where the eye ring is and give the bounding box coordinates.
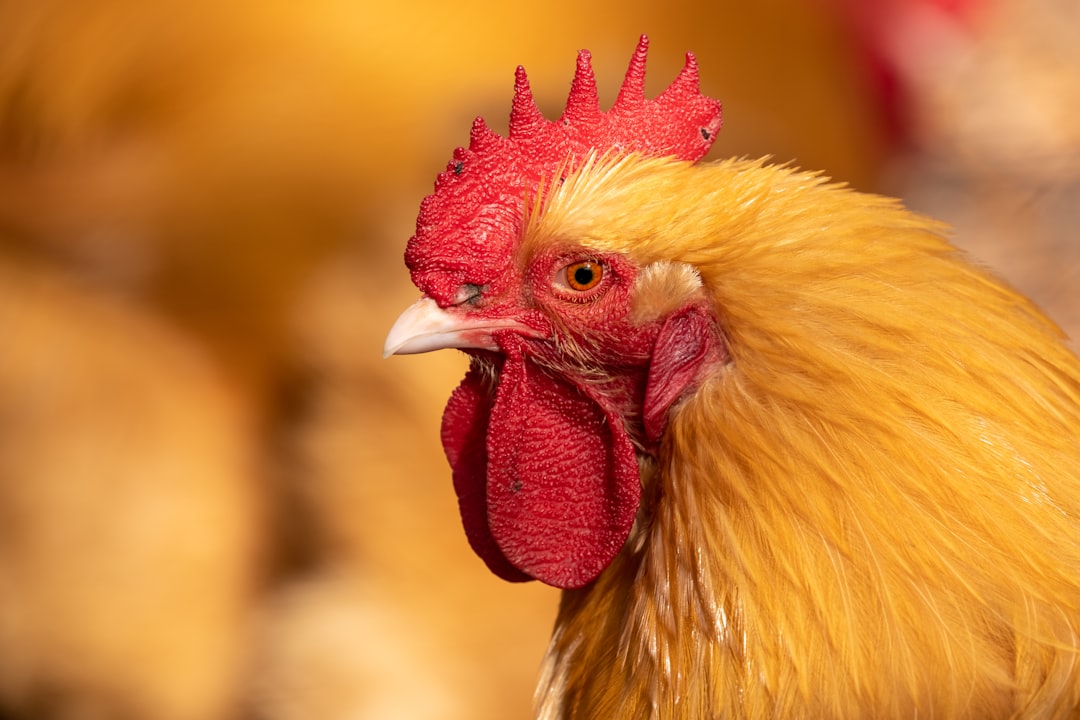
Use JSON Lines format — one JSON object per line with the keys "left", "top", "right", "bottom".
{"left": 563, "top": 260, "right": 604, "bottom": 292}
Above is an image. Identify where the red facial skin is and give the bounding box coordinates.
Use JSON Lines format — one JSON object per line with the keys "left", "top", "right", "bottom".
{"left": 438, "top": 250, "right": 719, "bottom": 589}
{"left": 405, "top": 37, "right": 724, "bottom": 589}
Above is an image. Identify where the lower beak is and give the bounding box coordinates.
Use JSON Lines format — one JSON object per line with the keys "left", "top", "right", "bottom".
{"left": 383, "top": 296, "right": 539, "bottom": 358}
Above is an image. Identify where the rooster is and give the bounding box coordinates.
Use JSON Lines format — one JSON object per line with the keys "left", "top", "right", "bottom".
{"left": 384, "top": 36, "right": 1080, "bottom": 718}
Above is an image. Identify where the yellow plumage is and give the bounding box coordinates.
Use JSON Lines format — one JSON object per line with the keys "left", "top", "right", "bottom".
{"left": 533, "top": 155, "right": 1080, "bottom": 718}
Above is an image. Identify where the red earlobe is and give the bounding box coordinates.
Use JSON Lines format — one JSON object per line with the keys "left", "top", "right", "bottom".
{"left": 643, "top": 305, "right": 722, "bottom": 445}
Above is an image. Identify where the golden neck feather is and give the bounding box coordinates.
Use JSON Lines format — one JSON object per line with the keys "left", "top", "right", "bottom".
{"left": 535, "top": 156, "right": 1080, "bottom": 719}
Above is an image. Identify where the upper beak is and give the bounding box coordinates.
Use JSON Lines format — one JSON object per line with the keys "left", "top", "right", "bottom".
{"left": 383, "top": 296, "right": 540, "bottom": 358}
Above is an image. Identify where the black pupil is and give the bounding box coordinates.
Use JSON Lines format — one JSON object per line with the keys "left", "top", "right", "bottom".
{"left": 573, "top": 265, "right": 595, "bottom": 287}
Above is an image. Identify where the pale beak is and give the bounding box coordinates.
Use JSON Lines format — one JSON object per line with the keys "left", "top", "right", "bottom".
{"left": 383, "top": 296, "right": 539, "bottom": 358}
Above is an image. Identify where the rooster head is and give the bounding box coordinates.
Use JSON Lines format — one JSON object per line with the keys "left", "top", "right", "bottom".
{"left": 385, "top": 37, "right": 724, "bottom": 589}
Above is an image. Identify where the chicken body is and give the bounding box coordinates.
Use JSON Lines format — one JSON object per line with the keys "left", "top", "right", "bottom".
{"left": 527, "top": 155, "right": 1080, "bottom": 718}
{"left": 387, "top": 42, "right": 1080, "bottom": 719}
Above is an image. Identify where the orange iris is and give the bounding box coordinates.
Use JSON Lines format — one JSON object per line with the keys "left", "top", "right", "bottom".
{"left": 565, "top": 261, "right": 603, "bottom": 291}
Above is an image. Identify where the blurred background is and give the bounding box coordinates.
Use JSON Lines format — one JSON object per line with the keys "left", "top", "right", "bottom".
{"left": 0, "top": 0, "right": 1075, "bottom": 718}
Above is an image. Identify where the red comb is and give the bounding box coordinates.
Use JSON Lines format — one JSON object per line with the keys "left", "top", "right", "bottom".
{"left": 406, "top": 35, "right": 722, "bottom": 306}
{"left": 507, "top": 35, "right": 722, "bottom": 161}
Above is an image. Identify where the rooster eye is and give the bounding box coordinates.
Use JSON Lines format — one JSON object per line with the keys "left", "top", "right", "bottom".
{"left": 563, "top": 260, "right": 604, "bottom": 292}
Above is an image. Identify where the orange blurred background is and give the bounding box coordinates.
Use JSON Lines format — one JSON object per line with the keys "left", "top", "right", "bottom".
{"left": 0, "top": 0, "right": 1075, "bottom": 718}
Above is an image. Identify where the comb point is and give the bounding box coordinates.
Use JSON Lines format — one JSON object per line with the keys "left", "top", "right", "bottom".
{"left": 562, "top": 49, "right": 601, "bottom": 124}
{"left": 469, "top": 117, "right": 504, "bottom": 153}
{"left": 509, "top": 65, "right": 546, "bottom": 139}
{"left": 659, "top": 52, "right": 702, "bottom": 102}
{"left": 614, "top": 34, "right": 650, "bottom": 109}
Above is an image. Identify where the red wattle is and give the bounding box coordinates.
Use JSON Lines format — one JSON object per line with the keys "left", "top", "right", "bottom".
{"left": 442, "top": 364, "right": 532, "bottom": 582}
{"left": 441, "top": 343, "right": 642, "bottom": 589}
{"left": 484, "top": 340, "right": 641, "bottom": 589}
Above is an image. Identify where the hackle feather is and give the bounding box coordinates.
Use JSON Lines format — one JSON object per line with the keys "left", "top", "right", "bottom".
{"left": 532, "top": 154, "right": 1080, "bottom": 719}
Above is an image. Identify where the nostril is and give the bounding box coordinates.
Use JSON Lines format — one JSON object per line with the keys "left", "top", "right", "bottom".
{"left": 453, "top": 284, "right": 486, "bottom": 306}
